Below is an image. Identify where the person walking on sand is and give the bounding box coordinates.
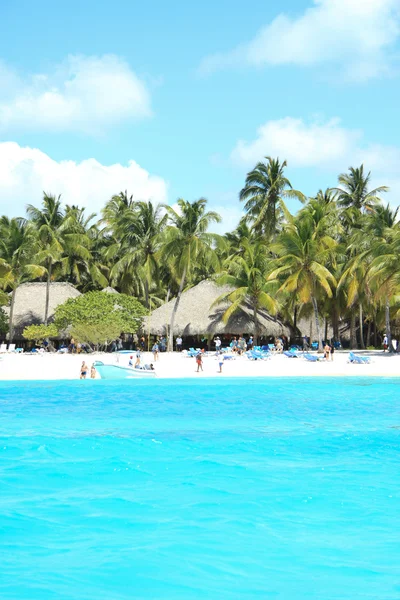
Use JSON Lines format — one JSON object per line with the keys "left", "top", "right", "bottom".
{"left": 176, "top": 336, "right": 183, "bottom": 352}
{"left": 218, "top": 355, "right": 225, "bottom": 373}
{"left": 324, "top": 343, "right": 331, "bottom": 361}
{"left": 80, "top": 361, "right": 88, "bottom": 379}
{"left": 196, "top": 351, "right": 203, "bottom": 372}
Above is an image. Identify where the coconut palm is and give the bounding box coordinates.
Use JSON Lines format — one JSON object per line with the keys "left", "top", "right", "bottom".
{"left": 333, "top": 165, "right": 388, "bottom": 213}
{"left": 365, "top": 207, "right": 400, "bottom": 352}
{"left": 269, "top": 210, "right": 337, "bottom": 351}
{"left": 0, "top": 217, "right": 44, "bottom": 341}
{"left": 110, "top": 201, "right": 167, "bottom": 308}
{"left": 162, "top": 198, "right": 222, "bottom": 350}
{"left": 214, "top": 240, "right": 277, "bottom": 344}
{"left": 239, "top": 157, "right": 305, "bottom": 237}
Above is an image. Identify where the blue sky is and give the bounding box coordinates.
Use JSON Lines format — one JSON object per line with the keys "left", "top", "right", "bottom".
{"left": 0, "top": 0, "right": 399, "bottom": 231}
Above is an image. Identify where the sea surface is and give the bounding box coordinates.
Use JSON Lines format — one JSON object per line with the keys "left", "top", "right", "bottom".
{"left": 0, "top": 377, "right": 399, "bottom": 599}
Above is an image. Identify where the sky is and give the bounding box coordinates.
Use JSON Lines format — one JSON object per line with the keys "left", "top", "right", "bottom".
{"left": 0, "top": 0, "right": 399, "bottom": 232}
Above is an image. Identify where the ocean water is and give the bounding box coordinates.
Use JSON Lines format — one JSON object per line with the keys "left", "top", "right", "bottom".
{"left": 0, "top": 377, "right": 399, "bottom": 600}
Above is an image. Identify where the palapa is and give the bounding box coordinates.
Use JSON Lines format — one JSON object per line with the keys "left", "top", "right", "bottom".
{"left": 145, "top": 280, "right": 292, "bottom": 337}
{"left": 4, "top": 282, "right": 81, "bottom": 338}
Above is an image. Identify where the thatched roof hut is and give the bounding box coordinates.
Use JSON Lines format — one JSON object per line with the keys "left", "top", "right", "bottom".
{"left": 145, "top": 280, "right": 292, "bottom": 338}
{"left": 4, "top": 282, "right": 81, "bottom": 338}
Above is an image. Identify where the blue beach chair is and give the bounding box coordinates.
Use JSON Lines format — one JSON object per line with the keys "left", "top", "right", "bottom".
{"left": 303, "top": 353, "right": 319, "bottom": 362}
{"left": 284, "top": 349, "right": 298, "bottom": 358}
{"left": 348, "top": 352, "right": 371, "bottom": 364}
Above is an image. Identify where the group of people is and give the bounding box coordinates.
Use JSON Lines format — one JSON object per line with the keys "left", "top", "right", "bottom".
{"left": 80, "top": 362, "right": 96, "bottom": 379}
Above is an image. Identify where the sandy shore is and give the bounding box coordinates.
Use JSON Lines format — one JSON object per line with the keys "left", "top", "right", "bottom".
{"left": 0, "top": 349, "right": 399, "bottom": 381}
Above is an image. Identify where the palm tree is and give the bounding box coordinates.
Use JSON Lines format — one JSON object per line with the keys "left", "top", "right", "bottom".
{"left": 0, "top": 217, "right": 44, "bottom": 341}
{"left": 239, "top": 157, "right": 304, "bottom": 237}
{"left": 110, "top": 201, "right": 167, "bottom": 308}
{"left": 26, "top": 194, "right": 66, "bottom": 324}
{"left": 269, "top": 210, "right": 337, "bottom": 351}
{"left": 214, "top": 240, "right": 277, "bottom": 344}
{"left": 366, "top": 206, "right": 400, "bottom": 352}
{"left": 333, "top": 165, "right": 388, "bottom": 212}
{"left": 162, "top": 198, "right": 222, "bottom": 350}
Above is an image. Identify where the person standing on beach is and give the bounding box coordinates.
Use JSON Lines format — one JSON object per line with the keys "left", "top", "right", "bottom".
{"left": 383, "top": 334, "right": 388, "bottom": 352}
{"left": 152, "top": 342, "right": 159, "bottom": 361}
{"left": 196, "top": 351, "right": 203, "bottom": 372}
{"left": 215, "top": 336, "right": 221, "bottom": 354}
{"left": 218, "top": 355, "right": 225, "bottom": 373}
{"left": 90, "top": 364, "right": 97, "bottom": 379}
{"left": 135, "top": 349, "right": 141, "bottom": 368}
{"left": 176, "top": 336, "right": 183, "bottom": 352}
{"left": 80, "top": 361, "right": 88, "bottom": 379}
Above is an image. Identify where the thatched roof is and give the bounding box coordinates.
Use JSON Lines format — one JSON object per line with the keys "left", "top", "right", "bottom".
{"left": 102, "top": 286, "right": 119, "bottom": 294}
{"left": 145, "top": 280, "right": 292, "bottom": 337}
{"left": 5, "top": 282, "right": 81, "bottom": 336}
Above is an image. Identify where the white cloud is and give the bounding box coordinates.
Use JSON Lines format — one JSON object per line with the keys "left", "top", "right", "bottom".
{"left": 0, "top": 55, "right": 151, "bottom": 134}
{"left": 231, "top": 115, "right": 400, "bottom": 201}
{"left": 0, "top": 142, "right": 167, "bottom": 217}
{"left": 232, "top": 117, "right": 362, "bottom": 168}
{"left": 200, "top": 0, "right": 400, "bottom": 81}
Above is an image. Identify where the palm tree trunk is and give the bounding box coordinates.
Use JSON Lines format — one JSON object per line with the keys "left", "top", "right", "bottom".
{"left": 168, "top": 266, "right": 186, "bottom": 352}
{"left": 324, "top": 318, "right": 328, "bottom": 343}
{"left": 359, "top": 303, "right": 365, "bottom": 349}
{"left": 44, "top": 260, "right": 52, "bottom": 325}
{"left": 332, "top": 307, "right": 339, "bottom": 340}
{"left": 8, "top": 288, "right": 16, "bottom": 343}
{"left": 293, "top": 305, "right": 297, "bottom": 331}
{"left": 165, "top": 286, "right": 171, "bottom": 350}
{"left": 253, "top": 303, "right": 259, "bottom": 346}
{"left": 373, "top": 313, "right": 378, "bottom": 348}
{"left": 385, "top": 297, "right": 393, "bottom": 352}
{"left": 366, "top": 320, "right": 371, "bottom": 348}
{"left": 311, "top": 296, "right": 322, "bottom": 352}
{"left": 350, "top": 311, "right": 357, "bottom": 349}
{"left": 144, "top": 280, "right": 150, "bottom": 310}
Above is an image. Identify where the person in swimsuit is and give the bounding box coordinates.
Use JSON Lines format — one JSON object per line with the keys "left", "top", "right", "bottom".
{"left": 80, "top": 361, "right": 88, "bottom": 379}
{"left": 196, "top": 351, "right": 203, "bottom": 372}
{"left": 90, "top": 364, "right": 97, "bottom": 379}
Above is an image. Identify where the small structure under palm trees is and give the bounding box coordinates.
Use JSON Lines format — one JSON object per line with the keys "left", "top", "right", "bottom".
{"left": 3, "top": 282, "right": 81, "bottom": 341}
{"left": 146, "top": 280, "right": 292, "bottom": 341}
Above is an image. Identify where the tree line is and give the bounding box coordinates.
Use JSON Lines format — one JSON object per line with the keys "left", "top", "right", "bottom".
{"left": 0, "top": 157, "right": 399, "bottom": 351}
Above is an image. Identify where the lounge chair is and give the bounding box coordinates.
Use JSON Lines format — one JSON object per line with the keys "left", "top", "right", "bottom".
{"left": 348, "top": 352, "right": 371, "bottom": 364}
{"left": 246, "top": 349, "right": 270, "bottom": 361}
{"left": 0, "top": 343, "right": 7, "bottom": 353}
{"left": 303, "top": 353, "right": 319, "bottom": 362}
{"left": 7, "top": 344, "right": 16, "bottom": 353}
{"left": 284, "top": 349, "right": 299, "bottom": 358}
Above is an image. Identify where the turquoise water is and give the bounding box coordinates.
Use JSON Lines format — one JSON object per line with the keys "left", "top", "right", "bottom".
{"left": 0, "top": 377, "right": 399, "bottom": 599}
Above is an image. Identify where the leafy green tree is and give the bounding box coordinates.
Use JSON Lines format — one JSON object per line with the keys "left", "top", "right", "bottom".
{"left": 239, "top": 157, "right": 304, "bottom": 237}
{"left": 0, "top": 308, "right": 8, "bottom": 337}
{"left": 214, "top": 240, "right": 277, "bottom": 344}
{"left": 70, "top": 323, "right": 123, "bottom": 350}
{"left": 54, "top": 291, "right": 147, "bottom": 336}
{"left": 162, "top": 198, "right": 222, "bottom": 350}
{"left": 23, "top": 324, "right": 58, "bottom": 345}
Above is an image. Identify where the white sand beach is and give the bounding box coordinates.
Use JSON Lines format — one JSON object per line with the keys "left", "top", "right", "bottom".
{"left": 0, "top": 350, "right": 399, "bottom": 381}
